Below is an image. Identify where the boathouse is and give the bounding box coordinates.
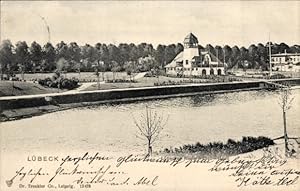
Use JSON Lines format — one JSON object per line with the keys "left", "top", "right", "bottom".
{"left": 165, "top": 33, "right": 225, "bottom": 76}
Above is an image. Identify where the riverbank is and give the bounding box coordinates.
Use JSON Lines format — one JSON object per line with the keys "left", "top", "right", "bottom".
{"left": 1, "top": 78, "right": 300, "bottom": 122}
{"left": 0, "top": 87, "right": 261, "bottom": 122}
{"left": 0, "top": 81, "right": 64, "bottom": 96}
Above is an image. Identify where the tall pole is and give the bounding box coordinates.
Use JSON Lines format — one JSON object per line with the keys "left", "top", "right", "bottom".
{"left": 223, "top": 46, "right": 226, "bottom": 67}
{"left": 269, "top": 33, "right": 272, "bottom": 76}
{"left": 216, "top": 49, "right": 219, "bottom": 67}
{"left": 38, "top": 14, "right": 51, "bottom": 43}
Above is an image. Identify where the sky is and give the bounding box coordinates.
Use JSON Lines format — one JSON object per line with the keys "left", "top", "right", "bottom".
{"left": 0, "top": 1, "right": 299, "bottom": 47}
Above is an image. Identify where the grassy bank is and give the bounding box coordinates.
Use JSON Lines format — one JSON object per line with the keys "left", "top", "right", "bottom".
{"left": 15, "top": 72, "right": 129, "bottom": 82}
{"left": 84, "top": 75, "right": 242, "bottom": 91}
{"left": 0, "top": 81, "right": 63, "bottom": 96}
{"left": 161, "top": 136, "right": 275, "bottom": 159}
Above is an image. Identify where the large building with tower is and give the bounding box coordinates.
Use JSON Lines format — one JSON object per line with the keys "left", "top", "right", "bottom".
{"left": 165, "top": 33, "right": 225, "bottom": 76}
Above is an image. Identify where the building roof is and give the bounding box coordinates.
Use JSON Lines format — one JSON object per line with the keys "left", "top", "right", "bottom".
{"left": 183, "top": 33, "right": 198, "bottom": 44}
{"left": 207, "top": 52, "right": 222, "bottom": 63}
{"left": 164, "top": 52, "right": 183, "bottom": 68}
{"left": 164, "top": 61, "right": 177, "bottom": 68}
{"left": 271, "top": 53, "right": 300, "bottom": 57}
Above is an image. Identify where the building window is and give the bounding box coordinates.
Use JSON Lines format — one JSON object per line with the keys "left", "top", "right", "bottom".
{"left": 186, "top": 60, "right": 188, "bottom": 65}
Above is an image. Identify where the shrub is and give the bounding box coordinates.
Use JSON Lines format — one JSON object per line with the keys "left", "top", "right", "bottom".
{"left": 163, "top": 136, "right": 274, "bottom": 158}
{"left": 38, "top": 76, "right": 79, "bottom": 90}
{"left": 270, "top": 74, "right": 287, "bottom": 79}
{"left": 105, "top": 79, "right": 137, "bottom": 83}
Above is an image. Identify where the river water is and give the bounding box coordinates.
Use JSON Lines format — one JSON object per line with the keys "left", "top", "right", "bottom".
{"left": 1, "top": 89, "right": 299, "bottom": 155}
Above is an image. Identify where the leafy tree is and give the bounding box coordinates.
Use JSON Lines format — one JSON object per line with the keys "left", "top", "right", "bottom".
{"left": 137, "top": 55, "right": 157, "bottom": 72}
{"left": 81, "top": 44, "right": 98, "bottom": 71}
{"left": 144, "top": 44, "right": 154, "bottom": 57}
{"left": 56, "top": 41, "right": 69, "bottom": 60}
{"left": 223, "top": 45, "right": 232, "bottom": 63}
{"left": 215, "top": 45, "right": 223, "bottom": 64}
{"left": 257, "top": 43, "right": 268, "bottom": 70}
{"left": 56, "top": 57, "right": 69, "bottom": 73}
{"left": 175, "top": 43, "right": 184, "bottom": 55}
{"left": 129, "top": 43, "right": 139, "bottom": 62}
{"left": 155, "top": 44, "right": 166, "bottom": 67}
{"left": 111, "top": 60, "right": 121, "bottom": 82}
{"left": 68, "top": 42, "right": 81, "bottom": 72}
{"left": 164, "top": 44, "right": 176, "bottom": 65}
{"left": 124, "top": 61, "right": 135, "bottom": 82}
{"left": 137, "top": 43, "right": 147, "bottom": 58}
{"left": 95, "top": 43, "right": 109, "bottom": 68}
{"left": 248, "top": 44, "right": 259, "bottom": 68}
{"left": 0, "top": 40, "right": 15, "bottom": 79}
{"left": 271, "top": 43, "right": 280, "bottom": 54}
{"left": 229, "top": 46, "right": 240, "bottom": 68}
{"left": 15, "top": 41, "right": 30, "bottom": 79}
{"left": 29, "top": 41, "right": 43, "bottom": 73}
{"left": 118, "top": 43, "right": 130, "bottom": 65}
{"left": 206, "top": 44, "right": 216, "bottom": 55}
{"left": 289, "top": 45, "right": 300, "bottom": 53}
{"left": 42, "top": 42, "right": 56, "bottom": 72}
{"left": 278, "top": 43, "right": 290, "bottom": 54}
{"left": 108, "top": 44, "right": 120, "bottom": 65}
{"left": 238, "top": 47, "right": 249, "bottom": 69}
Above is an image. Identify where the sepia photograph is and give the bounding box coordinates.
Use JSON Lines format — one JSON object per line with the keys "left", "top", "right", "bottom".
{"left": 0, "top": 0, "right": 299, "bottom": 190}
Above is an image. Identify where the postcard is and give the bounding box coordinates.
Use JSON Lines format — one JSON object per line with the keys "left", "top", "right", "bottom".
{"left": 0, "top": 1, "right": 299, "bottom": 190}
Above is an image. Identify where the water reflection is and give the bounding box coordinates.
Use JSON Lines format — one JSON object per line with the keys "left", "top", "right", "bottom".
{"left": 190, "top": 94, "right": 216, "bottom": 107}
{"left": 1, "top": 89, "right": 299, "bottom": 154}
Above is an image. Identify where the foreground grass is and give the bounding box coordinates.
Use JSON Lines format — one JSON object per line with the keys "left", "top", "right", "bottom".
{"left": 83, "top": 75, "right": 241, "bottom": 91}
{"left": 161, "top": 136, "right": 274, "bottom": 159}
{"left": 0, "top": 81, "right": 63, "bottom": 97}
{"left": 15, "top": 72, "right": 129, "bottom": 82}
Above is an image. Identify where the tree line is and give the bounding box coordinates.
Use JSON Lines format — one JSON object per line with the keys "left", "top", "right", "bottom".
{"left": 0, "top": 39, "right": 299, "bottom": 77}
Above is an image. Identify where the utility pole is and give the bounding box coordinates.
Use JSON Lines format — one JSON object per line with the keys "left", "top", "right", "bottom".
{"left": 269, "top": 33, "right": 272, "bottom": 76}
{"left": 38, "top": 14, "right": 51, "bottom": 43}
{"left": 216, "top": 49, "right": 219, "bottom": 67}
{"left": 223, "top": 46, "right": 226, "bottom": 75}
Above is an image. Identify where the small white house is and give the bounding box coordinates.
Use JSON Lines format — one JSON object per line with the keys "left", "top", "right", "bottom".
{"left": 271, "top": 51, "right": 300, "bottom": 72}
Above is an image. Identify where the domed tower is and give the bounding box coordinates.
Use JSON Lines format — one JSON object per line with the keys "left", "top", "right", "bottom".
{"left": 183, "top": 33, "right": 198, "bottom": 48}
{"left": 183, "top": 33, "right": 199, "bottom": 68}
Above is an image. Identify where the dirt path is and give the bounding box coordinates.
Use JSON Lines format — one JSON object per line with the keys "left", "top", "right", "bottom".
{"left": 67, "top": 72, "right": 147, "bottom": 93}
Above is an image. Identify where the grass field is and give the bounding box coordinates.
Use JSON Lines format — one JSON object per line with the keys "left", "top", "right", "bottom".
{"left": 15, "top": 72, "right": 130, "bottom": 82}
{"left": 83, "top": 75, "right": 237, "bottom": 91}
{"left": 0, "top": 81, "right": 63, "bottom": 97}
{"left": 2, "top": 73, "right": 242, "bottom": 95}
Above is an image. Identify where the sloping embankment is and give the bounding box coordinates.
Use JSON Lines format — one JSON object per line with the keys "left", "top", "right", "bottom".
{"left": 1, "top": 78, "right": 300, "bottom": 121}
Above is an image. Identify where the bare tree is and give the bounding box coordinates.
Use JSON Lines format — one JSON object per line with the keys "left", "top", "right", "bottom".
{"left": 133, "top": 106, "right": 168, "bottom": 156}
{"left": 277, "top": 87, "right": 294, "bottom": 156}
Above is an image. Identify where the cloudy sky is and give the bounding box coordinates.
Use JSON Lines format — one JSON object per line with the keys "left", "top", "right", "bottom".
{"left": 0, "top": 1, "right": 299, "bottom": 47}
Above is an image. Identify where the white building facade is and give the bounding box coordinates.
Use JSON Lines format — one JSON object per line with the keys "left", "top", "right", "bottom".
{"left": 271, "top": 52, "right": 300, "bottom": 72}
{"left": 165, "top": 33, "right": 225, "bottom": 77}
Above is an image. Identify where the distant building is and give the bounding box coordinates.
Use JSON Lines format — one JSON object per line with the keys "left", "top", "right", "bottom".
{"left": 271, "top": 51, "right": 300, "bottom": 72}
{"left": 165, "top": 33, "right": 225, "bottom": 76}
